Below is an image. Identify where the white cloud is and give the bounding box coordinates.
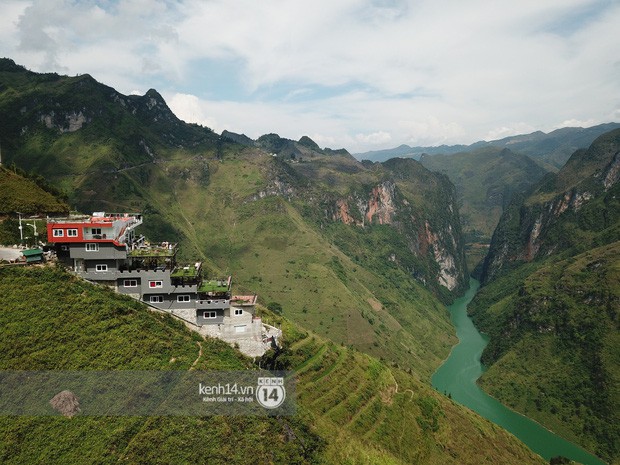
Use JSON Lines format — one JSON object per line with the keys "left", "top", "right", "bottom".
{"left": 0, "top": 0, "right": 618, "bottom": 152}
{"left": 484, "top": 124, "right": 537, "bottom": 142}
{"left": 555, "top": 118, "right": 597, "bottom": 129}
{"left": 168, "top": 92, "right": 219, "bottom": 129}
{"left": 0, "top": 1, "right": 29, "bottom": 51}
{"left": 355, "top": 131, "right": 392, "bottom": 146}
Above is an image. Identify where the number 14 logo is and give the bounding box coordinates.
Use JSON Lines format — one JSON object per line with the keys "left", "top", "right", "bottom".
{"left": 256, "top": 377, "right": 286, "bottom": 409}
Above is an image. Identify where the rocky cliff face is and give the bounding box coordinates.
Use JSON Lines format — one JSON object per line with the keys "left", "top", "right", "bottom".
{"left": 481, "top": 129, "right": 620, "bottom": 284}
{"left": 0, "top": 59, "right": 217, "bottom": 166}
{"left": 0, "top": 58, "right": 468, "bottom": 300}
{"left": 244, "top": 150, "right": 468, "bottom": 296}
{"left": 469, "top": 129, "right": 620, "bottom": 462}
{"left": 331, "top": 181, "right": 397, "bottom": 226}
{"left": 324, "top": 161, "right": 467, "bottom": 294}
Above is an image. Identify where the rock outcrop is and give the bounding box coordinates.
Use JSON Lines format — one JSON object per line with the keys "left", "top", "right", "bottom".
{"left": 481, "top": 128, "right": 620, "bottom": 284}
{"left": 327, "top": 162, "right": 467, "bottom": 293}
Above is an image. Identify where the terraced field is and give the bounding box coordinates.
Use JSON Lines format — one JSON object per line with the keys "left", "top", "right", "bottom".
{"left": 0, "top": 266, "right": 544, "bottom": 465}
{"left": 263, "top": 314, "right": 546, "bottom": 465}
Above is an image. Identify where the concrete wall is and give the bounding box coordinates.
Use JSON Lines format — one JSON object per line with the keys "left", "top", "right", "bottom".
{"left": 196, "top": 308, "right": 225, "bottom": 325}
{"left": 218, "top": 320, "right": 263, "bottom": 341}
{"left": 69, "top": 242, "right": 127, "bottom": 260}
{"left": 116, "top": 269, "right": 198, "bottom": 294}
{"left": 116, "top": 277, "right": 142, "bottom": 295}
{"left": 84, "top": 259, "right": 118, "bottom": 272}
{"left": 79, "top": 259, "right": 120, "bottom": 280}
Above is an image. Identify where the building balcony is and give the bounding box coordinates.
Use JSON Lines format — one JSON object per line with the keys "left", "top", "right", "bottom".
{"left": 196, "top": 299, "right": 230, "bottom": 310}
{"left": 78, "top": 270, "right": 117, "bottom": 281}
{"left": 128, "top": 242, "right": 177, "bottom": 258}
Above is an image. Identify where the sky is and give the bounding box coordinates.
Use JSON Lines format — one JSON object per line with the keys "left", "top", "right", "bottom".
{"left": 0, "top": 0, "right": 619, "bottom": 153}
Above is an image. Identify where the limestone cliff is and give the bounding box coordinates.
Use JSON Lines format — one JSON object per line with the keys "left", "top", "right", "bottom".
{"left": 481, "top": 128, "right": 620, "bottom": 284}
{"left": 245, "top": 149, "right": 468, "bottom": 297}
{"left": 326, "top": 158, "right": 467, "bottom": 295}
{"left": 470, "top": 129, "right": 620, "bottom": 463}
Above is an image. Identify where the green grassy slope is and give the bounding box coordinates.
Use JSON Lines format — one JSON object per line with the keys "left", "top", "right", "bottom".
{"left": 0, "top": 265, "right": 545, "bottom": 465}
{"left": 0, "top": 166, "right": 69, "bottom": 214}
{"left": 470, "top": 243, "right": 619, "bottom": 463}
{"left": 469, "top": 130, "right": 620, "bottom": 463}
{"left": 0, "top": 165, "right": 69, "bottom": 245}
{"left": 154, "top": 151, "right": 457, "bottom": 378}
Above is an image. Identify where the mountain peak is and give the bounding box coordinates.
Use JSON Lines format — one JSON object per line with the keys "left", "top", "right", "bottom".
{"left": 144, "top": 88, "right": 163, "bottom": 99}
{"left": 0, "top": 57, "right": 26, "bottom": 73}
{"left": 298, "top": 135, "right": 320, "bottom": 150}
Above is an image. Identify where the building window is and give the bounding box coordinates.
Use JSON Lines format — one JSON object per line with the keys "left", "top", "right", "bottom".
{"left": 91, "top": 228, "right": 102, "bottom": 235}
{"left": 67, "top": 229, "right": 78, "bottom": 237}
{"left": 177, "top": 295, "right": 191, "bottom": 302}
{"left": 124, "top": 279, "right": 138, "bottom": 287}
{"left": 150, "top": 295, "right": 164, "bottom": 303}
{"left": 149, "top": 280, "right": 163, "bottom": 288}
{"left": 95, "top": 264, "right": 108, "bottom": 272}
{"left": 85, "top": 243, "right": 99, "bottom": 251}
{"left": 53, "top": 229, "right": 64, "bottom": 237}
{"left": 203, "top": 311, "right": 217, "bottom": 319}
{"left": 234, "top": 308, "right": 243, "bottom": 316}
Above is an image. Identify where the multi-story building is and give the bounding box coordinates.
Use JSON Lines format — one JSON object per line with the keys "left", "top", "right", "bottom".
{"left": 46, "top": 212, "right": 264, "bottom": 340}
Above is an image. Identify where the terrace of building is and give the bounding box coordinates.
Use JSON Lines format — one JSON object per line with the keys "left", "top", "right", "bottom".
{"left": 170, "top": 262, "right": 202, "bottom": 285}
{"left": 198, "top": 276, "right": 232, "bottom": 297}
{"left": 124, "top": 241, "right": 178, "bottom": 271}
{"left": 47, "top": 212, "right": 143, "bottom": 244}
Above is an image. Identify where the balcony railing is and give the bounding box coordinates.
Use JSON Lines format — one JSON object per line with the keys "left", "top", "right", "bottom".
{"left": 196, "top": 299, "right": 230, "bottom": 310}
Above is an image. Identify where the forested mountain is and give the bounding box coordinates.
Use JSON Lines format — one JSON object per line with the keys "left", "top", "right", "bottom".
{"left": 0, "top": 57, "right": 466, "bottom": 376}
{"left": 0, "top": 165, "right": 68, "bottom": 215}
{"left": 469, "top": 129, "right": 620, "bottom": 463}
{"left": 2, "top": 56, "right": 617, "bottom": 465}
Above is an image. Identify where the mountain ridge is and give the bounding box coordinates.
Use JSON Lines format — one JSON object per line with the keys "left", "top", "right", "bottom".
{"left": 0, "top": 57, "right": 467, "bottom": 377}
{"left": 356, "top": 122, "right": 620, "bottom": 170}
{"left": 469, "top": 128, "right": 620, "bottom": 463}
{"left": 419, "top": 146, "right": 549, "bottom": 270}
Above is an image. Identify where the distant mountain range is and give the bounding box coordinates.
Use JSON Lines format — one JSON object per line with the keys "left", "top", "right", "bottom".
{"left": 0, "top": 56, "right": 547, "bottom": 464}
{"left": 221, "top": 129, "right": 351, "bottom": 159}
{"left": 355, "top": 122, "right": 620, "bottom": 170}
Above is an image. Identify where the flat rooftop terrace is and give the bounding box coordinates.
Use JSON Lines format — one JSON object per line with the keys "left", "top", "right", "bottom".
{"left": 128, "top": 243, "right": 177, "bottom": 258}
{"left": 48, "top": 212, "right": 142, "bottom": 224}
{"left": 171, "top": 264, "right": 201, "bottom": 279}
{"left": 198, "top": 277, "right": 231, "bottom": 294}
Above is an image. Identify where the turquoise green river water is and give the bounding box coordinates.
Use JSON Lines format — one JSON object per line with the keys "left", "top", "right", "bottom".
{"left": 431, "top": 278, "right": 607, "bottom": 465}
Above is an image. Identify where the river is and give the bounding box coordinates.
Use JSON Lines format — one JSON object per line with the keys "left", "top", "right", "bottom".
{"left": 431, "top": 278, "right": 607, "bottom": 465}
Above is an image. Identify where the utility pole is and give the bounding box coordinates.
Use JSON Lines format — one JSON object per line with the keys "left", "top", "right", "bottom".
{"left": 26, "top": 221, "right": 38, "bottom": 245}
{"left": 16, "top": 212, "right": 23, "bottom": 243}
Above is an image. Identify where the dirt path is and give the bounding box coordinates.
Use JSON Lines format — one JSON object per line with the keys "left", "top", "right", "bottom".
{"left": 189, "top": 341, "right": 203, "bottom": 370}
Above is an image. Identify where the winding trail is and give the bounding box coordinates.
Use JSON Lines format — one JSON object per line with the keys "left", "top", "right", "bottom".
{"left": 189, "top": 341, "right": 203, "bottom": 370}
